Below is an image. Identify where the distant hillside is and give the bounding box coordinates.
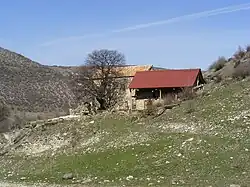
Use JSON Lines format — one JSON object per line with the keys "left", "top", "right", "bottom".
{"left": 205, "top": 46, "right": 250, "bottom": 81}
{"left": 0, "top": 47, "right": 76, "bottom": 113}
{"left": 50, "top": 65, "right": 79, "bottom": 77}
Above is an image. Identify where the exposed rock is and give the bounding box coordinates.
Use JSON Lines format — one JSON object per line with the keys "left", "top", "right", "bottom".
{"left": 62, "top": 173, "right": 73, "bottom": 180}
{"left": 126, "top": 175, "right": 133, "bottom": 180}
{"left": 230, "top": 184, "right": 241, "bottom": 187}
{"left": 0, "top": 114, "right": 79, "bottom": 156}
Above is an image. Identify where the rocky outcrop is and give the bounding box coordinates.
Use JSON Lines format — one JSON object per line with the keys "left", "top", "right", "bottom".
{"left": 0, "top": 114, "right": 79, "bottom": 156}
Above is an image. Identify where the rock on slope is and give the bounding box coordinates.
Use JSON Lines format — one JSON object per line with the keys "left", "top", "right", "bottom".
{"left": 0, "top": 47, "right": 76, "bottom": 112}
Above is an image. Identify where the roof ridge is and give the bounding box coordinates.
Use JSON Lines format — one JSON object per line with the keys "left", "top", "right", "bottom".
{"left": 115, "top": 64, "right": 152, "bottom": 68}
{"left": 136, "top": 68, "right": 201, "bottom": 73}
{"left": 158, "top": 68, "right": 200, "bottom": 70}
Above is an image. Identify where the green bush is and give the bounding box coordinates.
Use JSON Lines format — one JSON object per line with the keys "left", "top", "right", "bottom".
{"left": 209, "top": 56, "right": 227, "bottom": 71}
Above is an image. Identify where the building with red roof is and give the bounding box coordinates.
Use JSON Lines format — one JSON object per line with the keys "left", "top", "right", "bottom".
{"left": 128, "top": 68, "right": 205, "bottom": 102}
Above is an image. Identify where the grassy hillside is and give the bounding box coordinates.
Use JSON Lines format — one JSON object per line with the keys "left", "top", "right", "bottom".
{"left": 0, "top": 79, "right": 249, "bottom": 186}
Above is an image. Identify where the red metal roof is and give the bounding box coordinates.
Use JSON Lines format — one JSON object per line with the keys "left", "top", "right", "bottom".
{"left": 129, "top": 69, "right": 203, "bottom": 89}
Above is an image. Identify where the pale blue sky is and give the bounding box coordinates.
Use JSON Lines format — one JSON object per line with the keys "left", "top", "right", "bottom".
{"left": 1, "top": 0, "right": 250, "bottom": 70}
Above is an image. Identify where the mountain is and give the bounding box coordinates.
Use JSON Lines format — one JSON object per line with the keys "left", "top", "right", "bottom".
{"left": 0, "top": 47, "right": 76, "bottom": 113}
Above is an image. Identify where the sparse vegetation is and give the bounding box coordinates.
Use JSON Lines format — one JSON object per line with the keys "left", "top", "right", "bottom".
{"left": 178, "top": 87, "right": 196, "bottom": 101}
{"left": 214, "top": 74, "right": 222, "bottom": 83}
{"left": 0, "top": 98, "right": 26, "bottom": 132}
{"left": 0, "top": 98, "right": 11, "bottom": 132}
{"left": 0, "top": 98, "right": 10, "bottom": 121}
{"left": 232, "top": 60, "right": 250, "bottom": 80}
{"left": 234, "top": 46, "right": 246, "bottom": 59}
{"left": 162, "top": 94, "right": 175, "bottom": 105}
{"left": 0, "top": 47, "right": 76, "bottom": 115}
{"left": 141, "top": 99, "right": 157, "bottom": 116}
{"left": 185, "top": 100, "right": 195, "bottom": 114}
{"left": 209, "top": 56, "right": 227, "bottom": 71}
{"left": 207, "top": 44, "right": 250, "bottom": 82}
{"left": 141, "top": 89, "right": 196, "bottom": 117}
{"left": 234, "top": 59, "right": 241, "bottom": 68}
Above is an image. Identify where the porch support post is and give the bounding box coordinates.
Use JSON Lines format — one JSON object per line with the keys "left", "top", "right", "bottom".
{"left": 159, "top": 89, "right": 162, "bottom": 100}
{"left": 129, "top": 89, "right": 132, "bottom": 111}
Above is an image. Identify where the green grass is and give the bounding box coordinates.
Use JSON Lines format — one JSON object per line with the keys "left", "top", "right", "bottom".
{"left": 1, "top": 80, "right": 250, "bottom": 186}
{"left": 3, "top": 133, "right": 249, "bottom": 186}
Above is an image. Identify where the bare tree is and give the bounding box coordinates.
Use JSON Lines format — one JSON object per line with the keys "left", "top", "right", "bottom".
{"left": 73, "top": 49, "right": 127, "bottom": 110}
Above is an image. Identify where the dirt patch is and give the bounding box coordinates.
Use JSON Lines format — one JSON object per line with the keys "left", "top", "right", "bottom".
{"left": 15, "top": 136, "right": 70, "bottom": 155}
{"left": 157, "top": 122, "right": 201, "bottom": 134}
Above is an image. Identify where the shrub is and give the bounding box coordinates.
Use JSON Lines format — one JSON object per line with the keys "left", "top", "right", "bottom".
{"left": 0, "top": 99, "right": 28, "bottom": 132}
{"left": 140, "top": 99, "right": 158, "bottom": 117}
{"left": 246, "top": 45, "right": 250, "bottom": 52}
{"left": 0, "top": 98, "right": 11, "bottom": 132}
{"left": 0, "top": 98, "right": 11, "bottom": 122}
{"left": 162, "top": 94, "right": 175, "bottom": 105}
{"left": 10, "top": 115, "right": 25, "bottom": 130}
{"left": 214, "top": 74, "right": 222, "bottom": 83}
{"left": 178, "top": 88, "right": 196, "bottom": 101}
{"left": 154, "top": 101, "right": 163, "bottom": 108}
{"left": 232, "top": 61, "right": 250, "bottom": 80}
{"left": 234, "top": 46, "right": 245, "bottom": 59}
{"left": 185, "top": 101, "right": 195, "bottom": 114}
{"left": 0, "top": 118, "right": 13, "bottom": 133}
{"left": 209, "top": 56, "right": 227, "bottom": 71}
{"left": 145, "top": 99, "right": 156, "bottom": 114}
{"left": 234, "top": 60, "right": 241, "bottom": 68}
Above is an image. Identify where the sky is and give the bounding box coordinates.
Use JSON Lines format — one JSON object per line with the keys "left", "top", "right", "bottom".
{"left": 1, "top": 0, "right": 250, "bottom": 70}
